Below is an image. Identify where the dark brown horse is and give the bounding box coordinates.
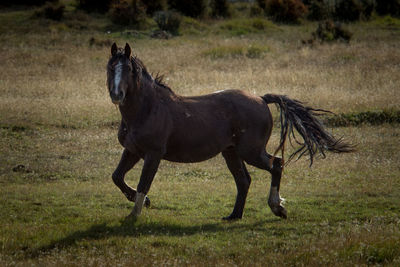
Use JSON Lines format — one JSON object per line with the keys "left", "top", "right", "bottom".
{"left": 107, "top": 43, "right": 353, "bottom": 220}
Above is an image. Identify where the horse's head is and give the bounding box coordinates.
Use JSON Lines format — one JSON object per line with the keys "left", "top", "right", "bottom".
{"left": 107, "top": 43, "right": 141, "bottom": 105}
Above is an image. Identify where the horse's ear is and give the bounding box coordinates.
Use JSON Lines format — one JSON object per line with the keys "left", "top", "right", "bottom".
{"left": 111, "top": 43, "right": 118, "bottom": 56}
{"left": 125, "top": 43, "right": 131, "bottom": 58}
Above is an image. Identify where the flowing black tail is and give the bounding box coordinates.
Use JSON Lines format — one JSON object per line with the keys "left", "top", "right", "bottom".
{"left": 262, "top": 94, "right": 354, "bottom": 166}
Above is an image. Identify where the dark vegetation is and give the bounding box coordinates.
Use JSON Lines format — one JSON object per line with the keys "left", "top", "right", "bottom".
{"left": 7, "top": 0, "right": 398, "bottom": 34}
{"left": 211, "top": 0, "right": 231, "bottom": 18}
{"left": 34, "top": 1, "right": 65, "bottom": 21}
{"left": 109, "top": 0, "right": 146, "bottom": 26}
{"left": 260, "top": 0, "right": 308, "bottom": 23}
{"left": 78, "top": 0, "right": 112, "bottom": 13}
{"left": 326, "top": 110, "right": 400, "bottom": 127}
{"left": 153, "top": 10, "right": 181, "bottom": 35}
{"left": 142, "top": 0, "right": 167, "bottom": 15}
{"left": 168, "top": 0, "right": 207, "bottom": 18}
{"left": 303, "top": 20, "right": 352, "bottom": 44}
{"left": 376, "top": 0, "right": 400, "bottom": 17}
{"left": 1, "top": 0, "right": 58, "bottom": 6}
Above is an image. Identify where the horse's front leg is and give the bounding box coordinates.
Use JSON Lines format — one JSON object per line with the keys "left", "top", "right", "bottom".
{"left": 130, "top": 152, "right": 162, "bottom": 217}
{"left": 112, "top": 149, "right": 150, "bottom": 207}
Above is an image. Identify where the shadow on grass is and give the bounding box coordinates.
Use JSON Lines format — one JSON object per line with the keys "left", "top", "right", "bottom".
{"left": 31, "top": 216, "right": 279, "bottom": 257}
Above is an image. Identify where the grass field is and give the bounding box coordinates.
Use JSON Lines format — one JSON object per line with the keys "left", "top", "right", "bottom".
{"left": 1, "top": 5, "right": 400, "bottom": 266}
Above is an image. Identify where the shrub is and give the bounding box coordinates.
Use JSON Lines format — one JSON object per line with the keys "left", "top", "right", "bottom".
{"left": 110, "top": 0, "right": 146, "bottom": 26}
{"left": 256, "top": 0, "right": 267, "bottom": 10}
{"left": 334, "top": 0, "right": 364, "bottom": 21}
{"left": 203, "top": 45, "right": 270, "bottom": 60}
{"left": 307, "top": 0, "right": 331, "bottom": 20}
{"left": 34, "top": 1, "right": 65, "bottom": 21}
{"left": 210, "top": 0, "right": 231, "bottom": 18}
{"left": 168, "top": 0, "right": 207, "bottom": 18}
{"left": 361, "top": 0, "right": 376, "bottom": 19}
{"left": 79, "top": 0, "right": 112, "bottom": 13}
{"left": 312, "top": 20, "right": 352, "bottom": 43}
{"left": 265, "top": 0, "right": 308, "bottom": 23}
{"left": 250, "top": 4, "right": 264, "bottom": 17}
{"left": 154, "top": 10, "right": 181, "bottom": 35}
{"left": 141, "top": 0, "right": 166, "bottom": 15}
{"left": 1, "top": 0, "right": 57, "bottom": 6}
{"left": 376, "top": 0, "right": 400, "bottom": 17}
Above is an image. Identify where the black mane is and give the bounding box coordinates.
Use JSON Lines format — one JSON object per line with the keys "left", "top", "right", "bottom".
{"left": 131, "top": 55, "right": 173, "bottom": 93}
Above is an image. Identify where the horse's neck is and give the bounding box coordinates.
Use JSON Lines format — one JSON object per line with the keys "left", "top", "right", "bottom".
{"left": 119, "top": 78, "right": 158, "bottom": 124}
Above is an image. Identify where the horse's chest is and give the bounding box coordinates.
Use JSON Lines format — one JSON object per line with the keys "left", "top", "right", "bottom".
{"left": 121, "top": 127, "right": 166, "bottom": 154}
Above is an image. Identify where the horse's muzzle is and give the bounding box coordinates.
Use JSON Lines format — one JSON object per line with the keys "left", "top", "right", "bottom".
{"left": 110, "top": 90, "right": 125, "bottom": 105}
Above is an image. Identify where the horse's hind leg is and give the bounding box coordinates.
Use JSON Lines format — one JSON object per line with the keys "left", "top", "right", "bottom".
{"left": 245, "top": 152, "right": 287, "bottom": 219}
{"left": 112, "top": 149, "right": 150, "bottom": 207}
{"left": 268, "top": 156, "right": 287, "bottom": 219}
{"left": 222, "top": 148, "right": 252, "bottom": 220}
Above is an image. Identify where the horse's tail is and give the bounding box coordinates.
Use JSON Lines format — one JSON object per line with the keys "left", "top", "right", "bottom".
{"left": 261, "top": 94, "right": 355, "bottom": 166}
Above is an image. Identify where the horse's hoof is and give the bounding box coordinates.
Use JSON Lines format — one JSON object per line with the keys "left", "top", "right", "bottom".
{"left": 222, "top": 214, "right": 242, "bottom": 221}
{"left": 272, "top": 206, "right": 287, "bottom": 219}
{"left": 125, "top": 213, "right": 139, "bottom": 222}
{"left": 144, "top": 196, "right": 151, "bottom": 208}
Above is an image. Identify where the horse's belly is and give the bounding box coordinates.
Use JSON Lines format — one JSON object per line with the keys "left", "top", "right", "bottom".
{"left": 163, "top": 134, "right": 231, "bottom": 163}
{"left": 163, "top": 150, "right": 220, "bottom": 163}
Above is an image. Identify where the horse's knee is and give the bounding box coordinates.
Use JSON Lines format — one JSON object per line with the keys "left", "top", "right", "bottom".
{"left": 112, "top": 171, "right": 121, "bottom": 185}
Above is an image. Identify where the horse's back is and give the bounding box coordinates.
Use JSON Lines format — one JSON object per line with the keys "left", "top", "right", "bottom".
{"left": 163, "top": 89, "right": 273, "bottom": 162}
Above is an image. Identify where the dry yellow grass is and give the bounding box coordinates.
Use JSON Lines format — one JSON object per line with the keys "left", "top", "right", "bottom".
{"left": 1, "top": 22, "right": 399, "bottom": 129}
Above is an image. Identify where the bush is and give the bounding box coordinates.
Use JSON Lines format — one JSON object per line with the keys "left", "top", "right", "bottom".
{"left": 154, "top": 10, "right": 181, "bottom": 35}
{"left": 265, "top": 0, "right": 308, "bottom": 23}
{"left": 79, "top": 0, "right": 112, "bottom": 13}
{"left": 250, "top": 4, "right": 264, "bottom": 17}
{"left": 256, "top": 0, "right": 267, "bottom": 10}
{"left": 312, "top": 20, "right": 352, "bottom": 43}
{"left": 1, "top": 0, "right": 57, "bottom": 6}
{"left": 361, "top": 0, "right": 376, "bottom": 19}
{"left": 203, "top": 45, "right": 270, "bottom": 60}
{"left": 110, "top": 0, "right": 146, "bottom": 26}
{"left": 307, "top": 0, "right": 331, "bottom": 20}
{"left": 34, "top": 1, "right": 65, "bottom": 21}
{"left": 334, "top": 0, "right": 364, "bottom": 21}
{"left": 376, "top": 0, "right": 400, "bottom": 17}
{"left": 168, "top": 0, "right": 207, "bottom": 18}
{"left": 141, "top": 0, "right": 166, "bottom": 15}
{"left": 210, "top": 0, "right": 231, "bottom": 18}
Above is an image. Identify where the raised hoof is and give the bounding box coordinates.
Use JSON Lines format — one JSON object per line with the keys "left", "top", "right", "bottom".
{"left": 272, "top": 206, "right": 287, "bottom": 219}
{"left": 222, "top": 214, "right": 242, "bottom": 221}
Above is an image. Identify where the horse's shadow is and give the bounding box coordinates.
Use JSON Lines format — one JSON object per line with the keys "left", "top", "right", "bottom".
{"left": 32, "top": 216, "right": 278, "bottom": 256}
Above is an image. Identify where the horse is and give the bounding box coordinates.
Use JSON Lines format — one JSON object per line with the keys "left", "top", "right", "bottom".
{"left": 107, "top": 43, "right": 353, "bottom": 220}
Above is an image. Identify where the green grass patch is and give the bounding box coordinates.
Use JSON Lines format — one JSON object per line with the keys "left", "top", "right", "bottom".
{"left": 1, "top": 122, "right": 399, "bottom": 265}
{"left": 216, "top": 17, "right": 279, "bottom": 36}
{"left": 180, "top": 16, "right": 209, "bottom": 35}
{"left": 371, "top": 15, "right": 400, "bottom": 28}
{"left": 325, "top": 109, "right": 400, "bottom": 127}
